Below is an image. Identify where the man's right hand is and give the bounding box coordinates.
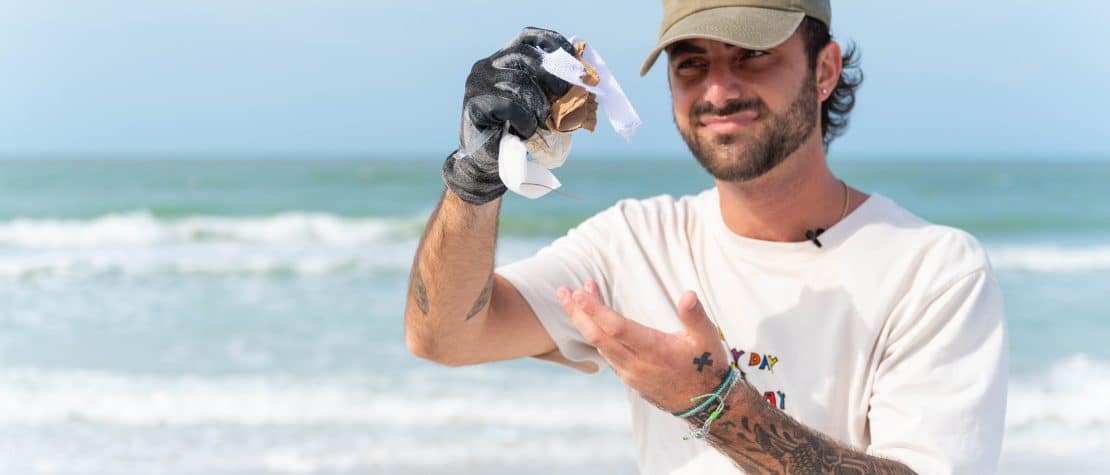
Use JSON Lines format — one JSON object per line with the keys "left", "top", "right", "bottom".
{"left": 442, "top": 27, "right": 575, "bottom": 205}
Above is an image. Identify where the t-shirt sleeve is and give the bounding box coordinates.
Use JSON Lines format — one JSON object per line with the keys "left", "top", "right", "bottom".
{"left": 866, "top": 267, "right": 1008, "bottom": 474}
{"left": 495, "top": 205, "right": 621, "bottom": 373}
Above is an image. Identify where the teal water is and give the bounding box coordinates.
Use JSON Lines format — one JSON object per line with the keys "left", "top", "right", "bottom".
{"left": 4, "top": 159, "right": 1109, "bottom": 237}
{"left": 0, "top": 158, "right": 1107, "bottom": 473}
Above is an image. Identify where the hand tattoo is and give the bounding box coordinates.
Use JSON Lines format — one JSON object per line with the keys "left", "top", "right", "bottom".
{"left": 693, "top": 351, "right": 714, "bottom": 372}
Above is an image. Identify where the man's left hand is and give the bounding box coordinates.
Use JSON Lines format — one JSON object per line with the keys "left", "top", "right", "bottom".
{"left": 556, "top": 280, "right": 731, "bottom": 413}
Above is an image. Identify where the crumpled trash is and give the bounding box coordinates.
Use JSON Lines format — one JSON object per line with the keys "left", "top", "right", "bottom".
{"left": 546, "top": 42, "right": 600, "bottom": 133}
{"left": 499, "top": 38, "right": 641, "bottom": 200}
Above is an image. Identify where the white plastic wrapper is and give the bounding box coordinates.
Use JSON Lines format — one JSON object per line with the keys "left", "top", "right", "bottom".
{"left": 496, "top": 38, "right": 641, "bottom": 200}
{"left": 539, "top": 38, "right": 641, "bottom": 140}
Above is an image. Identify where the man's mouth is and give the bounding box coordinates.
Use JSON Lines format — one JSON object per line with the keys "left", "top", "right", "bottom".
{"left": 699, "top": 111, "right": 758, "bottom": 133}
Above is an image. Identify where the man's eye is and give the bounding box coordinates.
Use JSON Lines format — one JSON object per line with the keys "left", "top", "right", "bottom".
{"left": 677, "top": 58, "right": 707, "bottom": 71}
{"left": 743, "top": 50, "right": 768, "bottom": 59}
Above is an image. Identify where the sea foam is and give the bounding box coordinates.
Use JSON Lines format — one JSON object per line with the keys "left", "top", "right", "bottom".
{"left": 0, "top": 211, "right": 410, "bottom": 247}
{"left": 0, "top": 212, "right": 549, "bottom": 279}
{"left": 988, "top": 244, "right": 1110, "bottom": 272}
{"left": 1005, "top": 354, "right": 1110, "bottom": 454}
{"left": 0, "top": 368, "right": 629, "bottom": 429}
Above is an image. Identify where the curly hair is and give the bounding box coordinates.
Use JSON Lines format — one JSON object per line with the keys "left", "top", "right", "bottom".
{"left": 799, "top": 17, "right": 863, "bottom": 148}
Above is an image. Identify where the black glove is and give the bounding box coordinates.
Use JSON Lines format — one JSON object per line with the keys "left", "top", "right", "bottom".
{"left": 443, "top": 27, "right": 575, "bottom": 205}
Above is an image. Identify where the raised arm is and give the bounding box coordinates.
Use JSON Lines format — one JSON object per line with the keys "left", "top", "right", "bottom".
{"left": 404, "top": 190, "right": 555, "bottom": 366}
{"left": 404, "top": 28, "right": 579, "bottom": 367}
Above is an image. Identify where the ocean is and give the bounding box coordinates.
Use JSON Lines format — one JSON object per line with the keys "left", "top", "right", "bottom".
{"left": 0, "top": 158, "right": 1107, "bottom": 474}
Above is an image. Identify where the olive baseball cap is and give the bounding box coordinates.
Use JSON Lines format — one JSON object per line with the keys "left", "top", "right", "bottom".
{"left": 640, "top": 0, "right": 831, "bottom": 76}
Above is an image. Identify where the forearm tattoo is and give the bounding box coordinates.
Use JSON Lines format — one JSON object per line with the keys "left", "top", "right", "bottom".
{"left": 409, "top": 256, "right": 430, "bottom": 316}
{"left": 465, "top": 273, "right": 494, "bottom": 320}
{"left": 688, "top": 385, "right": 916, "bottom": 475}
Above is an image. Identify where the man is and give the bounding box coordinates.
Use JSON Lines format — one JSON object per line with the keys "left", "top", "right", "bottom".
{"left": 406, "top": 1, "right": 1007, "bottom": 473}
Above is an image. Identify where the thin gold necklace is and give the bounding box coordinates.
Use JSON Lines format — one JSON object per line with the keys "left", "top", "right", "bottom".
{"left": 839, "top": 180, "right": 850, "bottom": 220}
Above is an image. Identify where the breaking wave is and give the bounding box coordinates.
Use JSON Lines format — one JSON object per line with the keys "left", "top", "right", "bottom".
{"left": 0, "top": 212, "right": 549, "bottom": 279}
{"left": 0, "top": 211, "right": 414, "bottom": 247}
{"left": 988, "top": 244, "right": 1110, "bottom": 272}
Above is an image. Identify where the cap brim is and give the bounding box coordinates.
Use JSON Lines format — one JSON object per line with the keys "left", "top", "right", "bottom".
{"left": 640, "top": 7, "right": 805, "bottom": 76}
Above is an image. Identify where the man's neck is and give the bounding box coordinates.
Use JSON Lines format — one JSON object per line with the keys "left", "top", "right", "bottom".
{"left": 715, "top": 139, "right": 863, "bottom": 243}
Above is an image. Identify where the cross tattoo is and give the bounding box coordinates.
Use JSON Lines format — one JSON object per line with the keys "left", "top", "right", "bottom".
{"left": 693, "top": 352, "right": 713, "bottom": 372}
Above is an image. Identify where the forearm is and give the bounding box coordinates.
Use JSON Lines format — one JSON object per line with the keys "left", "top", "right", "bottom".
{"left": 404, "top": 188, "right": 500, "bottom": 360}
{"left": 407, "top": 28, "right": 576, "bottom": 363}
{"left": 689, "top": 377, "right": 915, "bottom": 474}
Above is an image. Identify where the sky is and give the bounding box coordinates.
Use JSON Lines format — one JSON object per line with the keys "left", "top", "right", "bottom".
{"left": 2, "top": 0, "right": 1108, "bottom": 160}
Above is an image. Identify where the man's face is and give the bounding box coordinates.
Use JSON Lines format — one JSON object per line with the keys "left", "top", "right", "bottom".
{"left": 668, "top": 32, "right": 818, "bottom": 183}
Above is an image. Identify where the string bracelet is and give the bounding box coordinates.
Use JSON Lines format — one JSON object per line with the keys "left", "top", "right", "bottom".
{"left": 683, "top": 367, "right": 740, "bottom": 440}
{"left": 672, "top": 366, "right": 737, "bottom": 419}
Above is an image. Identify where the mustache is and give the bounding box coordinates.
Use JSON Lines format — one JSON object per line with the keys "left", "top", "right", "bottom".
{"left": 690, "top": 98, "right": 766, "bottom": 119}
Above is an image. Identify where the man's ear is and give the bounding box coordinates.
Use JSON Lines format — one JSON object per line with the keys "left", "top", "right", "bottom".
{"left": 817, "top": 41, "right": 842, "bottom": 100}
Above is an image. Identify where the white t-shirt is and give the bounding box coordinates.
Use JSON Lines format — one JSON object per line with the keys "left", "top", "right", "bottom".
{"left": 496, "top": 188, "right": 1008, "bottom": 475}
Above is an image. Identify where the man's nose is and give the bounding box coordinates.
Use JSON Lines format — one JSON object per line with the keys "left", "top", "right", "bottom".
{"left": 703, "top": 63, "right": 744, "bottom": 109}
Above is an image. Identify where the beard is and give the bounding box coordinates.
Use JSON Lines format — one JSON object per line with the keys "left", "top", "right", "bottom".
{"left": 677, "top": 72, "right": 819, "bottom": 183}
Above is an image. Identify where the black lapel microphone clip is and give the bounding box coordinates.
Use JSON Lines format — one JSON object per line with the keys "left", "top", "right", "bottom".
{"left": 804, "top": 228, "right": 825, "bottom": 248}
